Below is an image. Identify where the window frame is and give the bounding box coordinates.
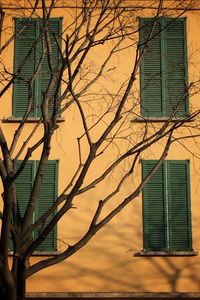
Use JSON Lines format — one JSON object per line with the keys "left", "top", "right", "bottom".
{"left": 139, "top": 17, "right": 189, "bottom": 118}
{"left": 10, "top": 160, "right": 59, "bottom": 253}
{"left": 13, "top": 17, "right": 62, "bottom": 118}
{"left": 141, "top": 160, "right": 193, "bottom": 254}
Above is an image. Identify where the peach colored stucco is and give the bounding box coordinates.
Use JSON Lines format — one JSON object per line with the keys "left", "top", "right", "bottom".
{"left": 1, "top": 0, "right": 200, "bottom": 294}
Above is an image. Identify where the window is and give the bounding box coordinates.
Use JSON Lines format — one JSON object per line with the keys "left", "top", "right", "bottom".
{"left": 13, "top": 160, "right": 58, "bottom": 251}
{"left": 142, "top": 160, "right": 192, "bottom": 252}
{"left": 13, "top": 18, "right": 62, "bottom": 117}
{"left": 140, "top": 18, "right": 188, "bottom": 118}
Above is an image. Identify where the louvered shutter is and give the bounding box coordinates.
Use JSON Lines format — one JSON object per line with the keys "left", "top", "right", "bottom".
{"left": 13, "top": 18, "right": 62, "bottom": 118}
{"left": 35, "top": 161, "right": 58, "bottom": 251}
{"left": 9, "top": 161, "right": 34, "bottom": 250}
{"left": 140, "top": 19, "right": 163, "bottom": 117}
{"left": 167, "top": 161, "right": 192, "bottom": 251}
{"left": 12, "top": 160, "right": 58, "bottom": 252}
{"left": 13, "top": 19, "right": 37, "bottom": 117}
{"left": 15, "top": 161, "right": 34, "bottom": 217}
{"left": 140, "top": 18, "right": 188, "bottom": 117}
{"left": 142, "top": 160, "right": 192, "bottom": 252}
{"left": 142, "top": 161, "right": 167, "bottom": 251}
{"left": 39, "top": 18, "right": 62, "bottom": 116}
{"left": 165, "top": 19, "right": 188, "bottom": 117}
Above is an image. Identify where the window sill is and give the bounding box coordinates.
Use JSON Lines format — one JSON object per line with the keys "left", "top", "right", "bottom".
{"left": 2, "top": 117, "right": 65, "bottom": 123}
{"left": 9, "top": 251, "right": 61, "bottom": 256}
{"left": 25, "top": 292, "right": 200, "bottom": 299}
{"left": 134, "top": 250, "right": 198, "bottom": 257}
{"left": 131, "top": 117, "right": 193, "bottom": 123}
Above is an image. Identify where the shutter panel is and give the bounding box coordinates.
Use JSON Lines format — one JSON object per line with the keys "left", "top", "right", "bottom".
{"left": 13, "top": 19, "right": 37, "bottom": 117}
{"left": 39, "top": 19, "right": 62, "bottom": 117}
{"left": 9, "top": 161, "right": 34, "bottom": 250}
{"left": 13, "top": 18, "right": 62, "bottom": 118}
{"left": 15, "top": 161, "right": 34, "bottom": 217}
{"left": 165, "top": 19, "right": 188, "bottom": 117}
{"left": 140, "top": 18, "right": 188, "bottom": 118}
{"left": 167, "top": 161, "right": 192, "bottom": 251}
{"left": 140, "top": 19, "right": 163, "bottom": 117}
{"left": 142, "top": 161, "right": 167, "bottom": 251}
{"left": 35, "top": 161, "right": 58, "bottom": 251}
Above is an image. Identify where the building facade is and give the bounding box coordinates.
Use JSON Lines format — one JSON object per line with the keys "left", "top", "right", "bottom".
{"left": 1, "top": 0, "right": 200, "bottom": 298}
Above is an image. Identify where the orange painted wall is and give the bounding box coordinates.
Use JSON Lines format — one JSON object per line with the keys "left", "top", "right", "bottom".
{"left": 1, "top": 0, "right": 200, "bottom": 293}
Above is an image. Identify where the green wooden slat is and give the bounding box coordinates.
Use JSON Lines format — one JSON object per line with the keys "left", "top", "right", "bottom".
{"left": 9, "top": 161, "right": 34, "bottom": 250}
{"left": 165, "top": 19, "right": 188, "bottom": 117}
{"left": 142, "top": 160, "right": 192, "bottom": 252}
{"left": 37, "top": 18, "right": 62, "bottom": 117}
{"left": 35, "top": 161, "right": 58, "bottom": 251}
{"left": 167, "top": 161, "right": 192, "bottom": 251}
{"left": 140, "top": 19, "right": 163, "bottom": 117}
{"left": 13, "top": 18, "right": 62, "bottom": 118}
{"left": 140, "top": 18, "right": 188, "bottom": 117}
{"left": 11, "top": 160, "right": 58, "bottom": 252}
{"left": 15, "top": 161, "right": 34, "bottom": 217}
{"left": 13, "top": 19, "right": 38, "bottom": 117}
{"left": 142, "top": 161, "right": 167, "bottom": 251}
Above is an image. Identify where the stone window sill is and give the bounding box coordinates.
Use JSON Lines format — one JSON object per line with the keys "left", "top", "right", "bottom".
{"left": 134, "top": 250, "right": 198, "bottom": 257}
{"left": 25, "top": 292, "right": 200, "bottom": 299}
{"left": 131, "top": 117, "right": 193, "bottom": 123}
{"left": 9, "top": 251, "right": 60, "bottom": 256}
{"left": 2, "top": 117, "right": 65, "bottom": 123}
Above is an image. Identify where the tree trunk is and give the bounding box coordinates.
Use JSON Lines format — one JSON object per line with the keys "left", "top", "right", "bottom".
{"left": 16, "top": 259, "right": 26, "bottom": 300}
{"left": 0, "top": 272, "right": 17, "bottom": 300}
{"left": 0, "top": 260, "right": 26, "bottom": 300}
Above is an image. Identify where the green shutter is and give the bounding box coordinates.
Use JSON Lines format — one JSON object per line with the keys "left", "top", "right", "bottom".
{"left": 11, "top": 160, "right": 58, "bottom": 252}
{"left": 165, "top": 19, "right": 188, "bottom": 116}
{"left": 38, "top": 18, "right": 62, "bottom": 117}
{"left": 15, "top": 161, "right": 34, "bottom": 217}
{"left": 142, "top": 161, "right": 167, "bottom": 251}
{"left": 140, "top": 18, "right": 188, "bottom": 117}
{"left": 140, "top": 19, "right": 163, "bottom": 117}
{"left": 13, "top": 19, "right": 38, "bottom": 117}
{"left": 35, "top": 161, "right": 58, "bottom": 251}
{"left": 9, "top": 161, "right": 34, "bottom": 250}
{"left": 142, "top": 160, "right": 192, "bottom": 252}
{"left": 13, "top": 18, "right": 62, "bottom": 118}
{"left": 167, "top": 161, "right": 192, "bottom": 251}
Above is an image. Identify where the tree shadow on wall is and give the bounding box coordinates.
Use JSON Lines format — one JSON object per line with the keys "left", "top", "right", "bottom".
{"left": 28, "top": 201, "right": 200, "bottom": 293}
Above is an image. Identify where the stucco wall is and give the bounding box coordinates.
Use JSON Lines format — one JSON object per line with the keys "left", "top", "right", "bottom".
{"left": 1, "top": 0, "right": 200, "bottom": 294}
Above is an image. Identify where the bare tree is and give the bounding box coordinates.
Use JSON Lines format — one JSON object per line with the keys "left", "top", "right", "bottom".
{"left": 0, "top": 0, "right": 200, "bottom": 299}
